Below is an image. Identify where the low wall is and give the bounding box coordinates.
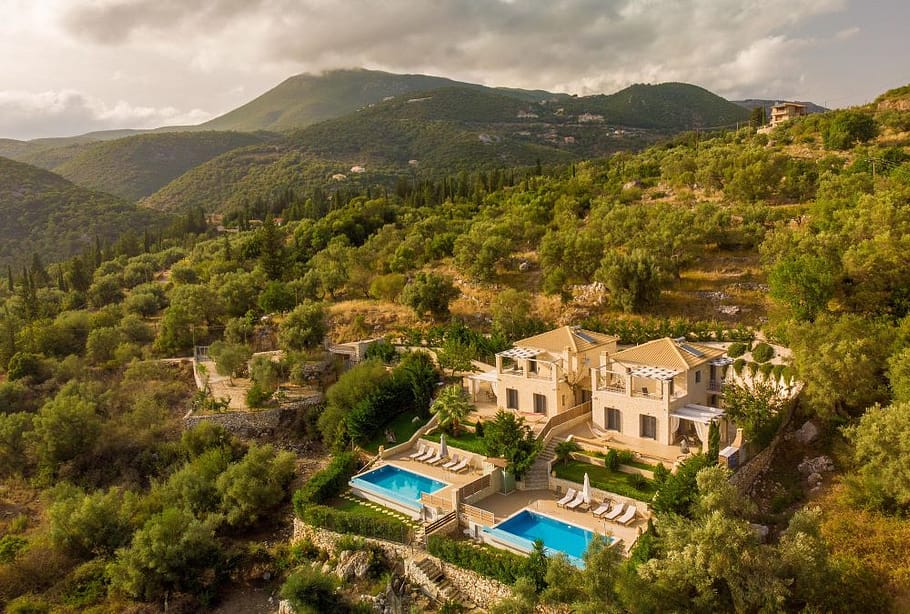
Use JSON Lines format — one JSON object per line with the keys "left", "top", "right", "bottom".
{"left": 729, "top": 396, "right": 797, "bottom": 495}
{"left": 184, "top": 396, "right": 321, "bottom": 438}
{"left": 293, "top": 519, "right": 511, "bottom": 609}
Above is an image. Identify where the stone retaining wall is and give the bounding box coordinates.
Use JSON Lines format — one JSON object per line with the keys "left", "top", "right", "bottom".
{"left": 293, "top": 519, "right": 511, "bottom": 609}
{"left": 729, "top": 397, "right": 797, "bottom": 494}
{"left": 184, "top": 396, "right": 321, "bottom": 438}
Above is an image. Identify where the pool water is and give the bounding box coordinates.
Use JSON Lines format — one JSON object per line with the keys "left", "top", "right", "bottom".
{"left": 485, "top": 510, "right": 612, "bottom": 566}
{"left": 350, "top": 465, "right": 447, "bottom": 510}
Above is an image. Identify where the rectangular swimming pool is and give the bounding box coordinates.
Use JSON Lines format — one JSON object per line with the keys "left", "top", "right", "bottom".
{"left": 349, "top": 465, "right": 447, "bottom": 512}
{"left": 484, "top": 509, "right": 614, "bottom": 567}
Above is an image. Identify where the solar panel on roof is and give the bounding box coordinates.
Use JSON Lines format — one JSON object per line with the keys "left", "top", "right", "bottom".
{"left": 679, "top": 343, "right": 705, "bottom": 358}
{"left": 574, "top": 330, "right": 596, "bottom": 344}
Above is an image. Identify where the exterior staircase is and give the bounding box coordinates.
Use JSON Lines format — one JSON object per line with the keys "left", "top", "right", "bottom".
{"left": 522, "top": 436, "right": 564, "bottom": 490}
{"left": 410, "top": 557, "right": 473, "bottom": 608}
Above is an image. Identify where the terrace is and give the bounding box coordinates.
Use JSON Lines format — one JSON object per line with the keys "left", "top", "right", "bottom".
{"left": 469, "top": 489, "right": 643, "bottom": 554}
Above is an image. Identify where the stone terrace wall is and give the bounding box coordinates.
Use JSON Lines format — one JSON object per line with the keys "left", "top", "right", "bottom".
{"left": 729, "top": 397, "right": 797, "bottom": 494}
{"left": 293, "top": 519, "right": 511, "bottom": 609}
{"left": 184, "top": 395, "right": 321, "bottom": 438}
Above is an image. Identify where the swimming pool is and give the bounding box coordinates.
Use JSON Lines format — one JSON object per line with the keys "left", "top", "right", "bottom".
{"left": 484, "top": 509, "right": 614, "bottom": 567}
{"left": 349, "top": 465, "right": 447, "bottom": 513}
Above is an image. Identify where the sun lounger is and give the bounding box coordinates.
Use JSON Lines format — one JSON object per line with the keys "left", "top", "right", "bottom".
{"left": 616, "top": 505, "right": 637, "bottom": 525}
{"left": 602, "top": 502, "right": 624, "bottom": 521}
{"left": 451, "top": 458, "right": 470, "bottom": 473}
{"left": 415, "top": 447, "right": 435, "bottom": 462}
{"left": 565, "top": 492, "right": 587, "bottom": 510}
{"left": 591, "top": 501, "right": 611, "bottom": 517}
{"left": 408, "top": 444, "right": 427, "bottom": 460}
{"left": 556, "top": 488, "right": 577, "bottom": 508}
{"left": 442, "top": 455, "right": 460, "bottom": 469}
{"left": 426, "top": 450, "right": 447, "bottom": 465}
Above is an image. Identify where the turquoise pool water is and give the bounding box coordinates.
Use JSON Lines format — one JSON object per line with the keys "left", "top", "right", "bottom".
{"left": 484, "top": 510, "right": 613, "bottom": 567}
{"left": 350, "top": 465, "right": 447, "bottom": 511}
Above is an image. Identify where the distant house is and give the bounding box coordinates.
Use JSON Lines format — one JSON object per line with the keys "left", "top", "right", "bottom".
{"left": 769, "top": 102, "right": 807, "bottom": 127}
{"left": 493, "top": 326, "right": 619, "bottom": 418}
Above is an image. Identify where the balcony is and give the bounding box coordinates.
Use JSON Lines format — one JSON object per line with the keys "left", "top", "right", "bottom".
{"left": 707, "top": 379, "right": 727, "bottom": 394}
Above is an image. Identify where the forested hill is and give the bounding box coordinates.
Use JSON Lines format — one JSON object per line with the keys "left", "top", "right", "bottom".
{"left": 199, "top": 67, "right": 566, "bottom": 132}
{"left": 0, "top": 156, "right": 168, "bottom": 268}
{"left": 50, "top": 131, "right": 270, "bottom": 201}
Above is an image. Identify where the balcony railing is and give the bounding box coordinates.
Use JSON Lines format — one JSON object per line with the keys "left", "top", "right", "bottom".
{"left": 708, "top": 379, "right": 727, "bottom": 393}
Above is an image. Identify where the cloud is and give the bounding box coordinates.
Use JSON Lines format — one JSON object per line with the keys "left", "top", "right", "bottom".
{"left": 57, "top": 0, "right": 847, "bottom": 101}
{"left": 0, "top": 89, "right": 212, "bottom": 140}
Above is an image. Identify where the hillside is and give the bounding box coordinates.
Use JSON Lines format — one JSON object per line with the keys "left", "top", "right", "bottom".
{"left": 200, "top": 68, "right": 565, "bottom": 132}
{"left": 47, "top": 131, "right": 269, "bottom": 201}
{"left": 0, "top": 156, "right": 168, "bottom": 268}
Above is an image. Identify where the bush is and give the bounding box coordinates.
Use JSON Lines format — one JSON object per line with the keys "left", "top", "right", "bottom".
{"left": 758, "top": 362, "right": 775, "bottom": 378}
{"left": 732, "top": 358, "right": 746, "bottom": 375}
{"left": 771, "top": 364, "right": 786, "bottom": 382}
{"left": 616, "top": 449, "right": 636, "bottom": 466}
{"left": 280, "top": 567, "right": 343, "bottom": 614}
{"left": 298, "top": 505, "right": 411, "bottom": 543}
{"left": 293, "top": 452, "right": 359, "bottom": 509}
{"left": 726, "top": 342, "right": 748, "bottom": 358}
{"left": 651, "top": 454, "right": 710, "bottom": 517}
{"left": 246, "top": 383, "right": 272, "bottom": 408}
{"left": 474, "top": 421, "right": 484, "bottom": 438}
{"left": 748, "top": 362, "right": 760, "bottom": 377}
{"left": 605, "top": 449, "right": 619, "bottom": 472}
{"left": 653, "top": 463, "right": 670, "bottom": 484}
{"left": 751, "top": 342, "right": 774, "bottom": 363}
{"left": 427, "top": 535, "right": 527, "bottom": 585}
{"left": 628, "top": 473, "right": 648, "bottom": 490}
{"left": 0, "top": 535, "right": 27, "bottom": 563}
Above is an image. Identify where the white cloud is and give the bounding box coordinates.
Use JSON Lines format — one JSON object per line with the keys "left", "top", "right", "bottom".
{"left": 0, "top": 90, "right": 212, "bottom": 140}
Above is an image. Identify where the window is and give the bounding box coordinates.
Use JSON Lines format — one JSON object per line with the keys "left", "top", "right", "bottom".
{"left": 506, "top": 388, "right": 518, "bottom": 410}
{"left": 640, "top": 415, "right": 657, "bottom": 439}
{"left": 528, "top": 360, "right": 537, "bottom": 374}
{"left": 607, "top": 408, "right": 621, "bottom": 431}
{"left": 533, "top": 393, "right": 547, "bottom": 414}
{"left": 695, "top": 370, "right": 702, "bottom": 384}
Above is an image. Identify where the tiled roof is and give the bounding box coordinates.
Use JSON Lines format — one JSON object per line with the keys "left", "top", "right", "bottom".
{"left": 514, "top": 326, "right": 618, "bottom": 353}
{"left": 611, "top": 338, "right": 725, "bottom": 371}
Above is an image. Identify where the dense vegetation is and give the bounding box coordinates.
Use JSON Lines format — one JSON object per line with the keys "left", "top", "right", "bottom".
{"left": 53, "top": 131, "right": 269, "bottom": 201}
{"left": 1, "top": 80, "right": 909, "bottom": 610}
{"left": 0, "top": 156, "right": 169, "bottom": 269}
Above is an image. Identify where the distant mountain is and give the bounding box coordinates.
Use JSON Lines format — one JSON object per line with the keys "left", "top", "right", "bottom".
{"left": 49, "top": 131, "right": 270, "bottom": 201}
{"left": 733, "top": 99, "right": 828, "bottom": 117}
{"left": 0, "top": 157, "right": 168, "bottom": 268}
{"left": 143, "top": 83, "right": 745, "bottom": 215}
{"left": 199, "top": 68, "right": 567, "bottom": 132}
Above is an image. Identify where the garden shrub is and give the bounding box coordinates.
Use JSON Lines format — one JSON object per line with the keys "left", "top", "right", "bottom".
{"left": 751, "top": 343, "right": 774, "bottom": 363}
{"left": 748, "top": 362, "right": 760, "bottom": 377}
{"left": 771, "top": 364, "right": 785, "bottom": 382}
{"left": 616, "top": 450, "right": 636, "bottom": 466}
{"left": 653, "top": 463, "right": 670, "bottom": 484}
{"left": 733, "top": 358, "right": 746, "bottom": 375}
{"left": 758, "top": 362, "right": 775, "bottom": 378}
{"left": 427, "top": 535, "right": 526, "bottom": 585}
{"left": 293, "top": 452, "right": 359, "bottom": 510}
{"left": 628, "top": 473, "right": 648, "bottom": 490}
{"left": 726, "top": 342, "right": 748, "bottom": 358}
{"left": 605, "top": 449, "right": 619, "bottom": 472}
{"left": 297, "top": 505, "right": 411, "bottom": 543}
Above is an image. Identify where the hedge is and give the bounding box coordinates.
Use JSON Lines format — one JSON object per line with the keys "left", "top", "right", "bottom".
{"left": 427, "top": 535, "right": 528, "bottom": 585}
{"left": 293, "top": 452, "right": 359, "bottom": 510}
{"left": 298, "top": 504, "right": 412, "bottom": 543}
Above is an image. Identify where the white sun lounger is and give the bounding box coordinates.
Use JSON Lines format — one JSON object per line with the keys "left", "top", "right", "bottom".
{"left": 415, "top": 447, "right": 435, "bottom": 462}
{"left": 591, "top": 501, "right": 611, "bottom": 517}
{"left": 426, "top": 450, "right": 447, "bottom": 465}
{"left": 616, "top": 505, "right": 637, "bottom": 525}
{"left": 556, "top": 488, "right": 577, "bottom": 508}
{"left": 602, "top": 502, "right": 625, "bottom": 521}
{"left": 408, "top": 444, "right": 427, "bottom": 460}
{"left": 442, "top": 455, "right": 460, "bottom": 469}
{"left": 566, "top": 492, "right": 587, "bottom": 510}
{"left": 451, "top": 458, "right": 470, "bottom": 473}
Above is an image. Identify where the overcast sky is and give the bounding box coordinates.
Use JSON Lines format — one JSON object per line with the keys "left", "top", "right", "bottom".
{"left": 1, "top": 0, "right": 907, "bottom": 140}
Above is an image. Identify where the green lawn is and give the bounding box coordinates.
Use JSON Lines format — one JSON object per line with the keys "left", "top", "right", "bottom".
{"left": 331, "top": 497, "right": 415, "bottom": 527}
{"left": 362, "top": 411, "right": 427, "bottom": 454}
{"left": 554, "top": 460, "right": 657, "bottom": 502}
{"left": 589, "top": 450, "right": 659, "bottom": 472}
{"left": 424, "top": 426, "right": 487, "bottom": 455}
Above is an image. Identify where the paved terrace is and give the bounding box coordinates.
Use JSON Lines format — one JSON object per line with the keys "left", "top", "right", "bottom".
{"left": 471, "top": 489, "right": 644, "bottom": 554}
{"left": 561, "top": 419, "right": 692, "bottom": 465}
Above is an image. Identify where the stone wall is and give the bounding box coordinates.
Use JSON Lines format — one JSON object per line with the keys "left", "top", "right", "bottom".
{"left": 729, "top": 396, "right": 797, "bottom": 494}
{"left": 184, "top": 396, "right": 321, "bottom": 438}
{"left": 292, "top": 519, "right": 511, "bottom": 609}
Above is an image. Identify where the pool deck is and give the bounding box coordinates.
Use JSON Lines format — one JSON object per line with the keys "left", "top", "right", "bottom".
{"left": 382, "top": 452, "right": 486, "bottom": 487}
{"left": 471, "top": 489, "right": 644, "bottom": 554}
